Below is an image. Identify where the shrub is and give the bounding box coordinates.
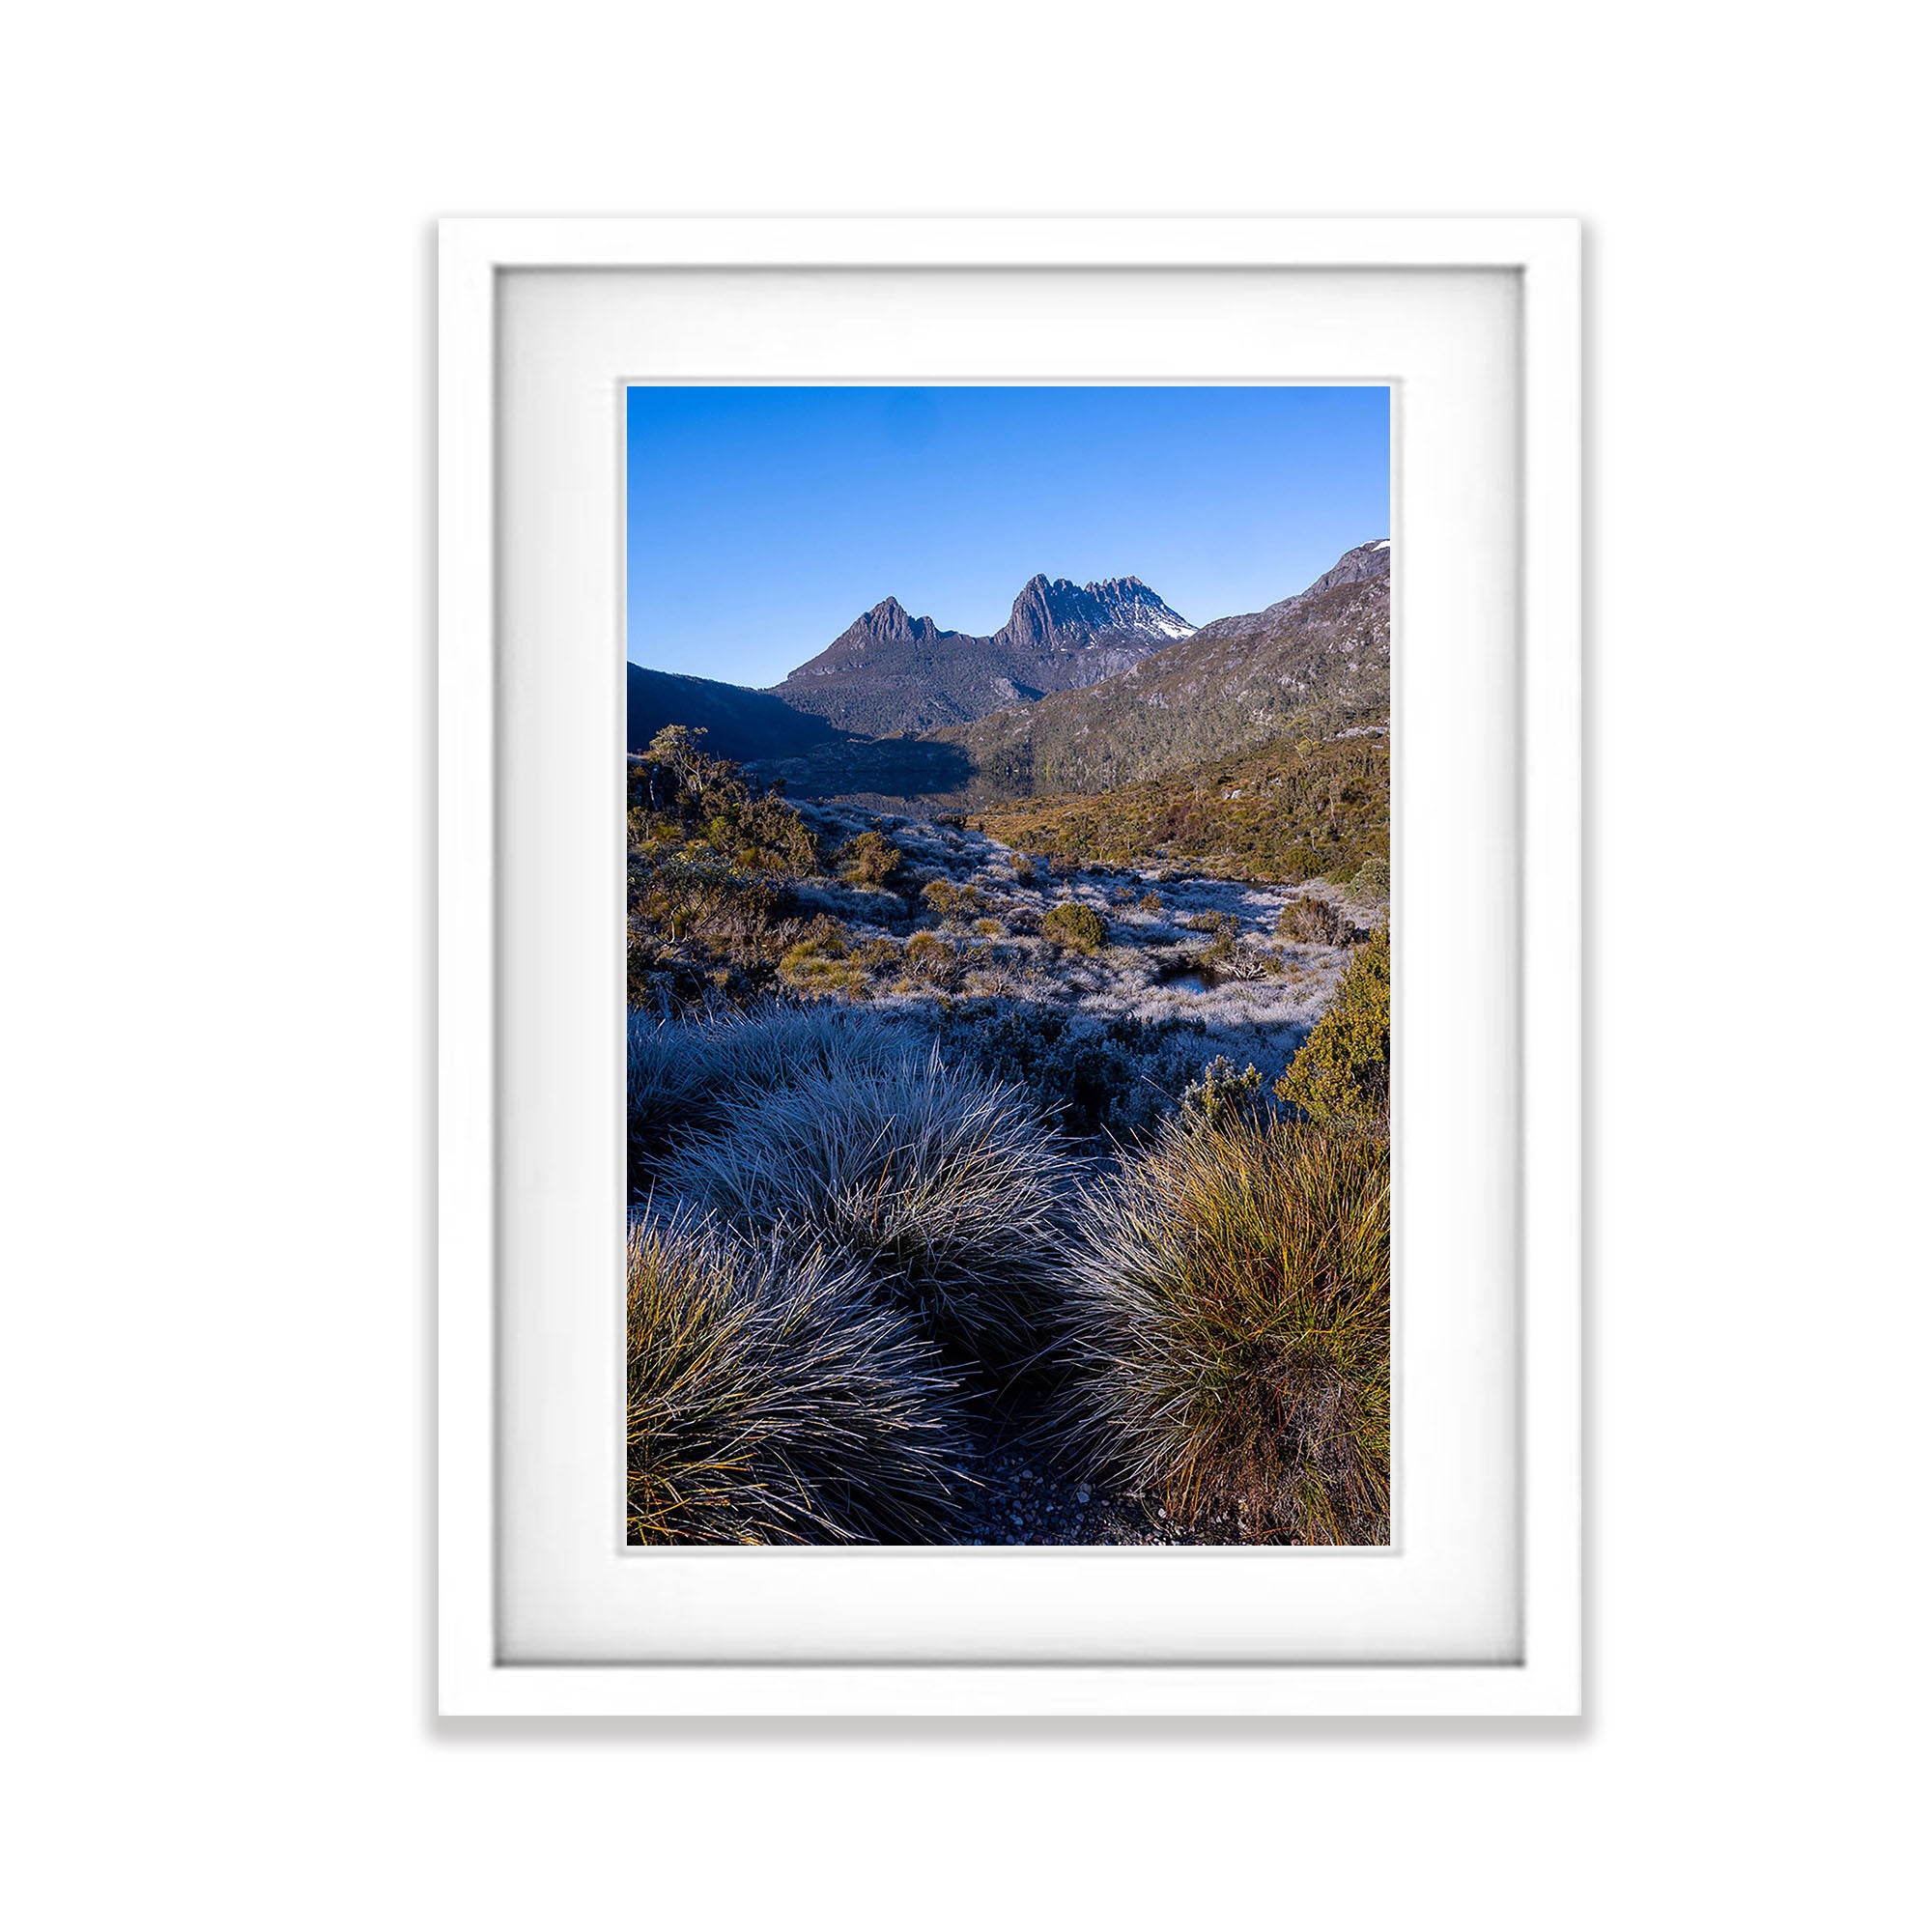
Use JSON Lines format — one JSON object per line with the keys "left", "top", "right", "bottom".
{"left": 662, "top": 1054, "right": 1077, "bottom": 1363}
{"left": 1275, "top": 894, "right": 1351, "bottom": 946}
{"left": 1042, "top": 901, "right": 1107, "bottom": 954}
{"left": 627, "top": 1208, "right": 967, "bottom": 1544}
{"left": 626, "top": 740, "right": 829, "bottom": 1007}
{"left": 839, "top": 829, "right": 903, "bottom": 887}
{"left": 921, "top": 877, "right": 981, "bottom": 918}
{"left": 627, "top": 1006, "right": 914, "bottom": 1184}
{"left": 1223, "top": 942, "right": 1287, "bottom": 981}
{"left": 1065, "top": 1113, "right": 1390, "bottom": 1544}
{"left": 1349, "top": 857, "right": 1391, "bottom": 902}
{"left": 1179, "top": 1055, "right": 1264, "bottom": 1127}
{"left": 1273, "top": 924, "right": 1390, "bottom": 1123}
{"left": 1137, "top": 893, "right": 1164, "bottom": 915}
{"left": 626, "top": 855, "right": 793, "bottom": 1008}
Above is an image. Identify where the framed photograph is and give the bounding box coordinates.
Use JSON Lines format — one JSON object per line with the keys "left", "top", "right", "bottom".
{"left": 439, "top": 216, "right": 1581, "bottom": 1717}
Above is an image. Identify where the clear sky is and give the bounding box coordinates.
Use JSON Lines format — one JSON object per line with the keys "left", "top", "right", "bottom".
{"left": 626, "top": 384, "right": 1388, "bottom": 689}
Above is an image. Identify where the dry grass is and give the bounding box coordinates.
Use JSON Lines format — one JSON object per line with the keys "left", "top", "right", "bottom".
{"left": 1064, "top": 1112, "right": 1390, "bottom": 1543}
{"left": 626, "top": 1208, "right": 968, "bottom": 1544}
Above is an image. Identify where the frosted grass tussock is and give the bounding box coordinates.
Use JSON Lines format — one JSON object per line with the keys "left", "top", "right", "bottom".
{"left": 628, "top": 1004, "right": 917, "bottom": 1176}
{"left": 663, "top": 1052, "right": 1079, "bottom": 1362}
{"left": 627, "top": 1207, "right": 969, "bottom": 1545}
{"left": 1063, "top": 1113, "right": 1390, "bottom": 1545}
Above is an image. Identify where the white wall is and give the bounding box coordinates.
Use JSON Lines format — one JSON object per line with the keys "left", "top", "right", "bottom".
{"left": 3, "top": 5, "right": 1923, "bottom": 1926}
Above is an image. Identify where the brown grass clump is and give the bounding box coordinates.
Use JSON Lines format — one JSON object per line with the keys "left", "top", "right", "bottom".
{"left": 1065, "top": 1112, "right": 1389, "bottom": 1544}
{"left": 626, "top": 1209, "right": 968, "bottom": 1544}
{"left": 921, "top": 877, "right": 981, "bottom": 918}
{"left": 778, "top": 930, "right": 869, "bottom": 998}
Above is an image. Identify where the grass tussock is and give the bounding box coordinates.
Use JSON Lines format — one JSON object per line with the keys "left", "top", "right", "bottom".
{"left": 662, "top": 1053, "right": 1076, "bottom": 1364}
{"left": 626, "top": 1208, "right": 967, "bottom": 1544}
{"left": 628, "top": 1005, "right": 913, "bottom": 1185}
{"left": 1065, "top": 1112, "right": 1390, "bottom": 1544}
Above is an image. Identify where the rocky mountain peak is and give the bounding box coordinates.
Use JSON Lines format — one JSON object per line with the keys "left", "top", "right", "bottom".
{"left": 996, "top": 574, "right": 1194, "bottom": 655}
{"left": 1302, "top": 539, "right": 1390, "bottom": 598}
{"left": 821, "top": 594, "right": 951, "bottom": 661}
{"left": 770, "top": 570, "right": 1194, "bottom": 735}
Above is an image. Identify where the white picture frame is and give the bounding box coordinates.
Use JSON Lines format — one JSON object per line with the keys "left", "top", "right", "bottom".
{"left": 439, "top": 216, "right": 1581, "bottom": 1719}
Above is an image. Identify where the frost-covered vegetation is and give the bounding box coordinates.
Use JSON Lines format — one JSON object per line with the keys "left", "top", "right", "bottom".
{"left": 626, "top": 1208, "right": 969, "bottom": 1544}
{"left": 625, "top": 726, "right": 1393, "bottom": 1547}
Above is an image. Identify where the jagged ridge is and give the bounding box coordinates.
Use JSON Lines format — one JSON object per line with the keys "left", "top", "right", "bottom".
{"left": 766, "top": 574, "right": 1195, "bottom": 737}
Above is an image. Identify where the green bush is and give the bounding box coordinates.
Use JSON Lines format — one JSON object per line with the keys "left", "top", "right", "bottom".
{"left": 627, "top": 1208, "right": 967, "bottom": 1544}
{"left": 1273, "top": 924, "right": 1390, "bottom": 1122}
{"left": 838, "top": 829, "right": 903, "bottom": 887}
{"left": 1042, "top": 901, "right": 1107, "bottom": 953}
{"left": 1179, "top": 1055, "right": 1264, "bottom": 1127}
{"left": 627, "top": 734, "right": 826, "bottom": 1007}
{"left": 1065, "top": 1112, "right": 1390, "bottom": 1544}
{"left": 1350, "top": 857, "right": 1391, "bottom": 901}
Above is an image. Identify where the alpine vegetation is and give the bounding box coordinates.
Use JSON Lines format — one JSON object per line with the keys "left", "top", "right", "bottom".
{"left": 1064, "top": 1113, "right": 1391, "bottom": 1544}
{"left": 662, "top": 1053, "right": 1078, "bottom": 1368}
{"left": 1272, "top": 923, "right": 1390, "bottom": 1125}
{"left": 623, "top": 392, "right": 1395, "bottom": 1547}
{"left": 626, "top": 1208, "right": 969, "bottom": 1545}
{"left": 627, "top": 1003, "right": 914, "bottom": 1182}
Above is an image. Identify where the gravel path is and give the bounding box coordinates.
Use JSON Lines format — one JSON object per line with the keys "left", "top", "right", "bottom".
{"left": 952, "top": 1445, "right": 1205, "bottom": 1546}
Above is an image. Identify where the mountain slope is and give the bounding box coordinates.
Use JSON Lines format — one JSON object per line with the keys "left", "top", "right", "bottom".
{"left": 767, "top": 574, "right": 1194, "bottom": 736}
{"left": 968, "top": 725, "right": 1389, "bottom": 885}
{"left": 917, "top": 540, "right": 1391, "bottom": 805}
{"left": 626, "top": 663, "right": 850, "bottom": 762}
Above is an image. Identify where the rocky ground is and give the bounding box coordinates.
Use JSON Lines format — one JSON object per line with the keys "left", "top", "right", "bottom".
{"left": 950, "top": 1439, "right": 1217, "bottom": 1547}
{"left": 792, "top": 796, "right": 1378, "bottom": 1092}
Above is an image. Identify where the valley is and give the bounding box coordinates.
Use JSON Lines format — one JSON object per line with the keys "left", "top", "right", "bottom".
{"left": 626, "top": 535, "right": 1393, "bottom": 1548}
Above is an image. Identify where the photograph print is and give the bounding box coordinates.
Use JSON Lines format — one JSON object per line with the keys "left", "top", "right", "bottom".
{"left": 625, "top": 384, "right": 1391, "bottom": 1548}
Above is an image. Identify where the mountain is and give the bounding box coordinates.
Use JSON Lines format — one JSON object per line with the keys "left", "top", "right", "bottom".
{"left": 1184, "top": 538, "right": 1391, "bottom": 649}
{"left": 905, "top": 539, "right": 1391, "bottom": 806}
{"left": 766, "top": 574, "right": 1195, "bottom": 737}
{"left": 626, "top": 663, "right": 850, "bottom": 763}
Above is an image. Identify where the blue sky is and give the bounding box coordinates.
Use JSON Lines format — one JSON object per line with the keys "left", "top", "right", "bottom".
{"left": 626, "top": 385, "right": 1388, "bottom": 689}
